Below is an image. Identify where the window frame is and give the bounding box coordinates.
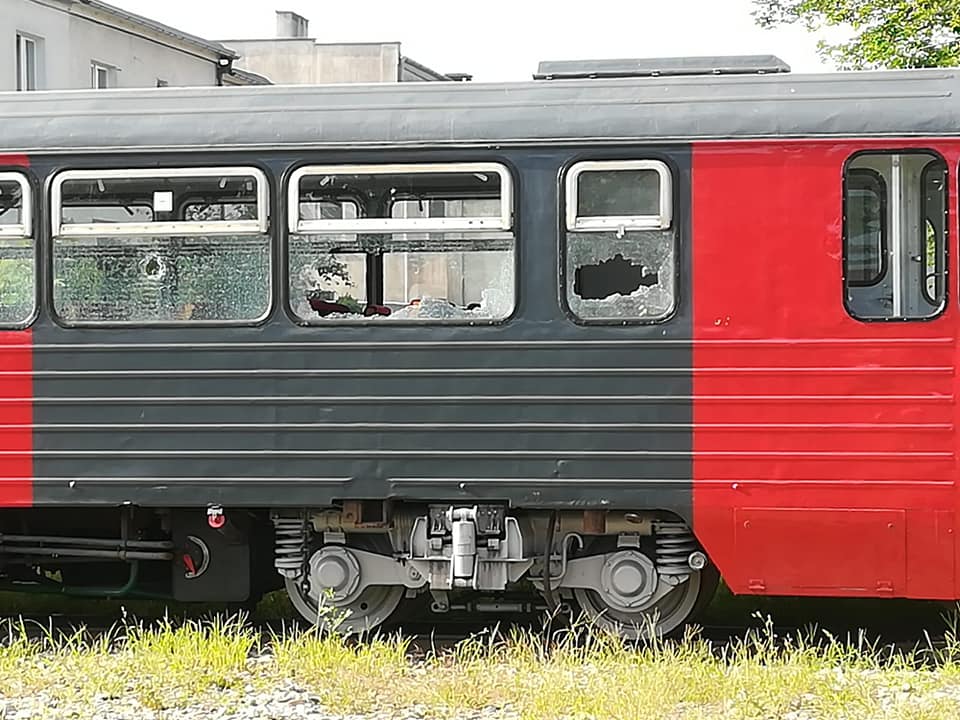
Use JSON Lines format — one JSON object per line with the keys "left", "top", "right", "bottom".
{"left": 564, "top": 159, "right": 673, "bottom": 233}
{"left": 287, "top": 162, "right": 514, "bottom": 234}
{"left": 285, "top": 161, "right": 518, "bottom": 326}
{"left": 50, "top": 167, "right": 270, "bottom": 238}
{"left": 560, "top": 157, "right": 679, "bottom": 326}
{"left": 90, "top": 62, "right": 112, "bottom": 90}
{"left": 843, "top": 167, "right": 888, "bottom": 288}
{"left": 920, "top": 158, "right": 947, "bottom": 307}
{"left": 15, "top": 33, "right": 38, "bottom": 92}
{"left": 0, "top": 172, "right": 32, "bottom": 238}
{"left": 49, "top": 166, "right": 273, "bottom": 328}
{"left": 0, "top": 170, "right": 36, "bottom": 330}
{"left": 841, "top": 149, "right": 949, "bottom": 323}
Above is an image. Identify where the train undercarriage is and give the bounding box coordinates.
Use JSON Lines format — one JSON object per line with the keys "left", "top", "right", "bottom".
{"left": 0, "top": 503, "right": 717, "bottom": 638}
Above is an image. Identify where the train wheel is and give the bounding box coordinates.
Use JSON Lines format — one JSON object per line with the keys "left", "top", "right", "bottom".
{"left": 571, "top": 571, "right": 706, "bottom": 640}
{"left": 285, "top": 576, "right": 404, "bottom": 634}
{"left": 564, "top": 540, "right": 719, "bottom": 640}
{"left": 283, "top": 535, "right": 405, "bottom": 634}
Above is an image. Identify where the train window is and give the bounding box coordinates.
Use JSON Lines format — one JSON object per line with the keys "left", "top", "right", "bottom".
{"left": 844, "top": 153, "right": 947, "bottom": 320}
{"left": 0, "top": 172, "right": 34, "bottom": 327}
{"left": 563, "top": 160, "right": 676, "bottom": 322}
{"left": 50, "top": 168, "right": 271, "bottom": 325}
{"left": 288, "top": 163, "right": 515, "bottom": 323}
{"left": 844, "top": 170, "right": 886, "bottom": 286}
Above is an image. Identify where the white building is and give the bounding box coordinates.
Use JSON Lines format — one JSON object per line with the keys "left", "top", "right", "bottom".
{"left": 2, "top": 0, "right": 257, "bottom": 91}
{"left": 225, "top": 11, "right": 468, "bottom": 85}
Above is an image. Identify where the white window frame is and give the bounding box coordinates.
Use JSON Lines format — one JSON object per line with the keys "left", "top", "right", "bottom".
{"left": 16, "top": 33, "right": 38, "bottom": 92}
{"left": 565, "top": 160, "right": 673, "bottom": 232}
{"left": 51, "top": 167, "right": 269, "bottom": 237}
{"left": 288, "top": 162, "right": 513, "bottom": 234}
{"left": 91, "top": 62, "right": 111, "bottom": 89}
{"left": 0, "top": 172, "right": 32, "bottom": 238}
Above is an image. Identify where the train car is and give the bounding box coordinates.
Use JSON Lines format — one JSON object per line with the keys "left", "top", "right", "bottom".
{"left": 0, "top": 54, "right": 957, "bottom": 637}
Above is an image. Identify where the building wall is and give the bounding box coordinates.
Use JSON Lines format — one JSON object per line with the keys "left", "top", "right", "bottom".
{"left": 228, "top": 39, "right": 401, "bottom": 84}
{"left": 1, "top": 0, "right": 220, "bottom": 91}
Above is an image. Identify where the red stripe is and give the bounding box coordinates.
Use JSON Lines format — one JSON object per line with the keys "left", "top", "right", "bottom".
{"left": 0, "top": 154, "right": 32, "bottom": 507}
{"left": 0, "top": 332, "right": 32, "bottom": 506}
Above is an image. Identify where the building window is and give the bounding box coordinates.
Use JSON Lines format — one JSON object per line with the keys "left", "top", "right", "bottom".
{"left": 91, "top": 62, "right": 113, "bottom": 89}
{"left": 0, "top": 172, "right": 35, "bottom": 327}
{"left": 563, "top": 160, "right": 676, "bottom": 323}
{"left": 16, "top": 33, "right": 39, "bottom": 91}
{"left": 50, "top": 168, "right": 271, "bottom": 325}
{"left": 288, "top": 163, "right": 515, "bottom": 323}
{"left": 843, "top": 152, "right": 947, "bottom": 320}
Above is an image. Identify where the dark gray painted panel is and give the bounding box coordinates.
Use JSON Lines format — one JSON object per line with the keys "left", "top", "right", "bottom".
{"left": 30, "top": 146, "right": 694, "bottom": 521}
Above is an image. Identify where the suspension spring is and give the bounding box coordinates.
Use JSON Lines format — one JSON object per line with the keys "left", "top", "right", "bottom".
{"left": 653, "top": 521, "right": 699, "bottom": 576}
{"left": 272, "top": 512, "right": 309, "bottom": 580}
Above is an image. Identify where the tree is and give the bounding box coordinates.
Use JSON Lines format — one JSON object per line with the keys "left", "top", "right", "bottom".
{"left": 753, "top": 0, "right": 960, "bottom": 69}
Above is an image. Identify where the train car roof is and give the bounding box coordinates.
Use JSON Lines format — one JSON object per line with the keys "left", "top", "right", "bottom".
{"left": 2, "top": 68, "right": 960, "bottom": 153}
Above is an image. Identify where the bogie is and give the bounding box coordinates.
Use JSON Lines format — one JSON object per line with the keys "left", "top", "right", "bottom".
{"left": 273, "top": 505, "right": 716, "bottom": 638}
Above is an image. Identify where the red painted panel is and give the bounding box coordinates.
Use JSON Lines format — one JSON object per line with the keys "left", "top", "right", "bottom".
{"left": 0, "top": 331, "right": 32, "bottom": 507}
{"left": 692, "top": 139, "right": 960, "bottom": 600}
{"left": 734, "top": 508, "right": 905, "bottom": 595}
{"left": 0, "top": 154, "right": 32, "bottom": 507}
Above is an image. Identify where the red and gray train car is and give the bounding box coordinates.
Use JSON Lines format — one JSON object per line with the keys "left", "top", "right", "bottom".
{"left": 0, "top": 56, "right": 956, "bottom": 635}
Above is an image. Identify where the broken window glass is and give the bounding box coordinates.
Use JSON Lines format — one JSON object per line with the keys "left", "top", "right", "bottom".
{"left": 0, "top": 239, "right": 34, "bottom": 326}
{"left": 288, "top": 231, "right": 515, "bottom": 322}
{"left": 52, "top": 235, "right": 270, "bottom": 323}
{"left": 0, "top": 177, "right": 33, "bottom": 326}
{"left": 566, "top": 229, "right": 675, "bottom": 321}
{"left": 288, "top": 166, "right": 514, "bottom": 324}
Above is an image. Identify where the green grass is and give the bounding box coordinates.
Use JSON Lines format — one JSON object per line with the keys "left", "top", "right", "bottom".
{"left": 0, "top": 587, "right": 958, "bottom": 717}
{"left": 0, "top": 611, "right": 959, "bottom": 718}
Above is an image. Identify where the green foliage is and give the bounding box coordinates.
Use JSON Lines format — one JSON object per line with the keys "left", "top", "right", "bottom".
{"left": 753, "top": 0, "right": 960, "bottom": 69}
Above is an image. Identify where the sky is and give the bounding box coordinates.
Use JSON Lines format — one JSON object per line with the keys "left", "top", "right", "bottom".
{"left": 108, "top": 0, "right": 840, "bottom": 81}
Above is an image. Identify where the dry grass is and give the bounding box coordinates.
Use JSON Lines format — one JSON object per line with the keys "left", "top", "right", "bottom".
{"left": 0, "top": 611, "right": 960, "bottom": 718}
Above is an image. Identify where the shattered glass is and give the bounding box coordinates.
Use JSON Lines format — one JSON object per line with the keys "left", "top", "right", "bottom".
{"left": 0, "top": 239, "right": 34, "bottom": 326}
{"left": 288, "top": 232, "right": 515, "bottom": 323}
{"left": 53, "top": 235, "right": 270, "bottom": 323}
{"left": 566, "top": 229, "right": 675, "bottom": 321}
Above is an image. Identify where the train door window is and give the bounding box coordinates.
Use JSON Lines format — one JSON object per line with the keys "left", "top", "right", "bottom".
{"left": 843, "top": 152, "right": 947, "bottom": 320}
{"left": 50, "top": 167, "right": 271, "bottom": 325}
{"left": 0, "top": 172, "right": 34, "bottom": 327}
{"left": 563, "top": 160, "right": 676, "bottom": 322}
{"left": 288, "top": 163, "right": 515, "bottom": 323}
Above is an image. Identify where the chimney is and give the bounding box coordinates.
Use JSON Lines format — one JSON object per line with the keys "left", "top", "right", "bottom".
{"left": 276, "top": 10, "right": 309, "bottom": 38}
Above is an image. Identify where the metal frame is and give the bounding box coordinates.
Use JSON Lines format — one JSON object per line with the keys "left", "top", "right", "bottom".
{"left": 565, "top": 160, "right": 673, "bottom": 232}
{"left": 0, "top": 172, "right": 32, "bottom": 238}
{"left": 50, "top": 167, "right": 269, "bottom": 237}
{"left": 288, "top": 162, "right": 514, "bottom": 234}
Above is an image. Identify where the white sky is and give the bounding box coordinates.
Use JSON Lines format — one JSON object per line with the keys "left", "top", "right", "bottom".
{"left": 108, "top": 0, "right": 838, "bottom": 81}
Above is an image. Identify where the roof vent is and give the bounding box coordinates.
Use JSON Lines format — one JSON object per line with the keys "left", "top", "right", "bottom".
{"left": 533, "top": 55, "right": 791, "bottom": 80}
